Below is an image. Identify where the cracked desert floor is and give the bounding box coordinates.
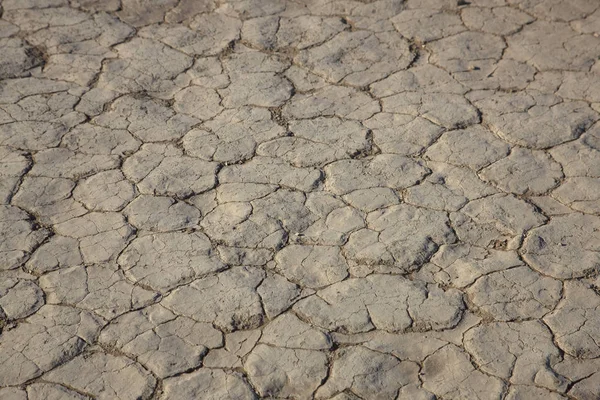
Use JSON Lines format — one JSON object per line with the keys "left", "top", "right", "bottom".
{"left": 1, "top": 0, "right": 600, "bottom": 399}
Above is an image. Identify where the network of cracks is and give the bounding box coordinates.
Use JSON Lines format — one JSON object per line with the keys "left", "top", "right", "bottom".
{"left": 1, "top": 0, "right": 600, "bottom": 399}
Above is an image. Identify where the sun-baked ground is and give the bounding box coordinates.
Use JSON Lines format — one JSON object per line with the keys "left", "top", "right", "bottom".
{"left": 1, "top": 0, "right": 600, "bottom": 399}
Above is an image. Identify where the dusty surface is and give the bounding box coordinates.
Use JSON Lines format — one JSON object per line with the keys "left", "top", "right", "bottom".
{"left": 1, "top": 0, "right": 600, "bottom": 399}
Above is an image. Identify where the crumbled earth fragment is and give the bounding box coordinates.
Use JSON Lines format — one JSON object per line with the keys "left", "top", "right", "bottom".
{"left": 0, "top": 305, "right": 102, "bottom": 386}
{"left": 43, "top": 352, "right": 156, "bottom": 400}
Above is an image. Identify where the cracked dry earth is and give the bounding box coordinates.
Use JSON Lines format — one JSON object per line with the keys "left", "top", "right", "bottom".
{"left": 2, "top": 0, "right": 600, "bottom": 400}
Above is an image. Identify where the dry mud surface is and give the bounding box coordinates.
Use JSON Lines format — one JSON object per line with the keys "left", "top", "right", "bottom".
{"left": 1, "top": 0, "right": 600, "bottom": 399}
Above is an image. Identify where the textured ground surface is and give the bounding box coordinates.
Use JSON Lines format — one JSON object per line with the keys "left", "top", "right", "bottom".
{"left": 1, "top": 0, "right": 600, "bottom": 399}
